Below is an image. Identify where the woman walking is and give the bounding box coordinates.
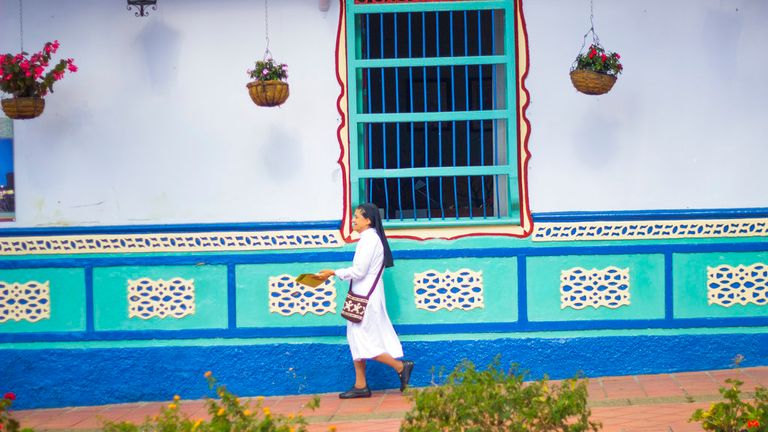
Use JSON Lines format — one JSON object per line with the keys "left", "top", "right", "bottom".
{"left": 318, "top": 203, "right": 414, "bottom": 399}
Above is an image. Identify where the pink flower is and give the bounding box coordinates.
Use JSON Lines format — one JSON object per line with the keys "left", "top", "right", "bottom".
{"left": 34, "top": 66, "right": 45, "bottom": 78}
{"left": 68, "top": 63, "right": 78, "bottom": 72}
{"left": 19, "top": 60, "right": 30, "bottom": 71}
{"left": 262, "top": 69, "right": 268, "bottom": 75}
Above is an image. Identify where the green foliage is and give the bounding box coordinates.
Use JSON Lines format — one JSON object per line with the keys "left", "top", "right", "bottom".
{"left": 0, "top": 41, "right": 77, "bottom": 98}
{"left": 1, "top": 392, "right": 35, "bottom": 432}
{"left": 248, "top": 58, "right": 288, "bottom": 83}
{"left": 572, "top": 44, "right": 622, "bottom": 76}
{"left": 690, "top": 378, "right": 767, "bottom": 432}
{"left": 102, "top": 372, "right": 319, "bottom": 432}
{"left": 400, "top": 358, "right": 601, "bottom": 432}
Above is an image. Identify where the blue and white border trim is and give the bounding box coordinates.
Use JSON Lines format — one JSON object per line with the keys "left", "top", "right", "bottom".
{"left": 533, "top": 218, "right": 768, "bottom": 242}
{"left": 0, "top": 230, "right": 344, "bottom": 255}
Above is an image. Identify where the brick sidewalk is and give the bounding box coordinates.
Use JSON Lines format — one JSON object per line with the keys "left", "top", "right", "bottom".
{"left": 12, "top": 366, "right": 768, "bottom": 432}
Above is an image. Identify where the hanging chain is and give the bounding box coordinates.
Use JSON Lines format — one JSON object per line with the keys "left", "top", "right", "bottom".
{"left": 19, "top": 0, "right": 24, "bottom": 52}
{"left": 263, "top": 0, "right": 272, "bottom": 60}
{"left": 578, "top": 0, "right": 601, "bottom": 54}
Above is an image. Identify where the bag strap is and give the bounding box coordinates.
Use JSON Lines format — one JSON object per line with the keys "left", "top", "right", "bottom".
{"left": 348, "top": 263, "right": 385, "bottom": 300}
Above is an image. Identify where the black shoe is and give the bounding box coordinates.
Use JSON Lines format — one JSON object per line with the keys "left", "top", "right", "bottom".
{"left": 339, "top": 385, "right": 371, "bottom": 399}
{"left": 399, "top": 360, "right": 414, "bottom": 391}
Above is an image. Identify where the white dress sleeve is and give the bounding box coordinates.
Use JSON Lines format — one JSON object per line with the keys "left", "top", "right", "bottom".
{"left": 335, "top": 230, "right": 376, "bottom": 281}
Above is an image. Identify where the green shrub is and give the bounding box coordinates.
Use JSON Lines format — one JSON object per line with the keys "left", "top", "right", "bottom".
{"left": 690, "top": 378, "right": 767, "bottom": 432}
{"left": 1, "top": 392, "right": 35, "bottom": 432}
{"left": 400, "top": 358, "right": 601, "bottom": 432}
{"left": 102, "top": 371, "right": 318, "bottom": 432}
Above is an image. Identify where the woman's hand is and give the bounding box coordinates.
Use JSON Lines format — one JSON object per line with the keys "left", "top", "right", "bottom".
{"left": 317, "top": 269, "right": 335, "bottom": 280}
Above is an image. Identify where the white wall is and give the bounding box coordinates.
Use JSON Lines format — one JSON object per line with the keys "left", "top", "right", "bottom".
{"left": 1, "top": 0, "right": 766, "bottom": 228}
{"left": 525, "top": 0, "right": 768, "bottom": 212}
{"left": 1, "top": 0, "right": 343, "bottom": 226}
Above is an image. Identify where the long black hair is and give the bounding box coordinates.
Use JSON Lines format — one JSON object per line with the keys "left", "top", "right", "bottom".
{"left": 357, "top": 202, "right": 394, "bottom": 268}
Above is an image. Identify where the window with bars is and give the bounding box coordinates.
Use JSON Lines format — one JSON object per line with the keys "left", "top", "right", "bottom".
{"left": 345, "top": 0, "right": 520, "bottom": 228}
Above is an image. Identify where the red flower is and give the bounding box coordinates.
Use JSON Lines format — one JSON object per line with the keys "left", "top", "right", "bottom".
{"left": 747, "top": 419, "right": 760, "bottom": 428}
{"left": 3, "top": 392, "right": 15, "bottom": 400}
{"left": 614, "top": 53, "right": 621, "bottom": 59}
{"left": 601, "top": 53, "right": 607, "bottom": 62}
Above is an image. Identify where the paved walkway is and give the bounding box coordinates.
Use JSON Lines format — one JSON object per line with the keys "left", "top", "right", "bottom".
{"left": 10, "top": 366, "right": 768, "bottom": 431}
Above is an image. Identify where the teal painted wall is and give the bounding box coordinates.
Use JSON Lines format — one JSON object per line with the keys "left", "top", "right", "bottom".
{"left": 526, "top": 254, "right": 665, "bottom": 321}
{"left": 93, "top": 265, "right": 228, "bottom": 331}
{"left": 0, "top": 268, "right": 85, "bottom": 333}
{"left": 674, "top": 251, "right": 768, "bottom": 319}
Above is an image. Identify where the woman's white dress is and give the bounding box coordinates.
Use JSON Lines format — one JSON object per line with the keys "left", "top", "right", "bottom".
{"left": 335, "top": 228, "right": 404, "bottom": 361}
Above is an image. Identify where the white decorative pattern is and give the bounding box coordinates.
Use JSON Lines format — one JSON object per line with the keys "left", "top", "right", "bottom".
{"left": 533, "top": 219, "right": 768, "bottom": 242}
{"left": 0, "top": 230, "right": 343, "bottom": 256}
{"left": 413, "top": 269, "right": 484, "bottom": 311}
{"left": 268, "top": 275, "right": 337, "bottom": 316}
{"left": 561, "top": 267, "right": 630, "bottom": 310}
{"left": 127, "top": 278, "right": 195, "bottom": 319}
{"left": 707, "top": 263, "right": 768, "bottom": 307}
{"left": 0, "top": 280, "right": 50, "bottom": 323}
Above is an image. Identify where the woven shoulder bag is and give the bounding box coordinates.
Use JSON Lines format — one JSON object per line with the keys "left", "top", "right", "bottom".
{"left": 340, "top": 264, "right": 385, "bottom": 323}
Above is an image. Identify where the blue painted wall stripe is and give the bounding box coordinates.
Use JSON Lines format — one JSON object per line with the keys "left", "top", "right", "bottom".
{"left": 85, "top": 266, "right": 95, "bottom": 333}
{"left": 4, "top": 332, "right": 767, "bottom": 409}
{"left": 2, "top": 242, "right": 767, "bottom": 269}
{"left": 4, "top": 317, "right": 768, "bottom": 343}
{"left": 517, "top": 255, "right": 528, "bottom": 325}
{"left": 665, "top": 252, "right": 674, "bottom": 320}
{"left": 532, "top": 207, "right": 768, "bottom": 222}
{"left": 0, "top": 220, "right": 342, "bottom": 237}
{"left": 227, "top": 264, "right": 237, "bottom": 330}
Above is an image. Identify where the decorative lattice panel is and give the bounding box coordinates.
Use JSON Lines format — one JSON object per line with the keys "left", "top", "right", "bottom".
{"left": 127, "top": 278, "right": 195, "bottom": 319}
{"left": 0, "top": 230, "right": 343, "bottom": 256}
{"left": 533, "top": 219, "right": 768, "bottom": 242}
{"left": 268, "top": 275, "right": 337, "bottom": 316}
{"left": 0, "top": 280, "right": 50, "bottom": 323}
{"left": 560, "top": 267, "right": 630, "bottom": 310}
{"left": 707, "top": 263, "right": 768, "bottom": 307}
{"left": 413, "top": 269, "right": 484, "bottom": 312}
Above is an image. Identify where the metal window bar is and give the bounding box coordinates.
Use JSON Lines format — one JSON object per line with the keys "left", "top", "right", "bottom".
{"left": 349, "top": 3, "right": 516, "bottom": 226}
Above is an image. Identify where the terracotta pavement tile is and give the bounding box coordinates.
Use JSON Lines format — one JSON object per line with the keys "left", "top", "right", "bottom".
{"left": 744, "top": 367, "right": 768, "bottom": 382}
{"left": 308, "top": 418, "right": 401, "bottom": 432}
{"left": 672, "top": 372, "right": 721, "bottom": 396}
{"left": 587, "top": 379, "right": 607, "bottom": 400}
{"left": 601, "top": 377, "right": 646, "bottom": 399}
{"left": 636, "top": 376, "right": 687, "bottom": 397}
{"left": 335, "top": 398, "right": 382, "bottom": 415}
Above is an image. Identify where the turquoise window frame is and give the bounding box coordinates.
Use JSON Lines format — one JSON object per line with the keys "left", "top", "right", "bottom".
{"left": 345, "top": 0, "right": 520, "bottom": 229}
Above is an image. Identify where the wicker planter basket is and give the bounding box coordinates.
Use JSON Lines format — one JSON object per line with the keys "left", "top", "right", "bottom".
{"left": 247, "top": 80, "right": 289, "bottom": 107}
{"left": 570, "top": 69, "right": 617, "bottom": 95}
{"left": 1, "top": 97, "right": 46, "bottom": 119}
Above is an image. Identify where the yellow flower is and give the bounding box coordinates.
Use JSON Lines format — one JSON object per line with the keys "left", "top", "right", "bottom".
{"left": 235, "top": 397, "right": 241, "bottom": 404}
{"left": 173, "top": 395, "right": 180, "bottom": 402}
{"left": 167, "top": 403, "right": 177, "bottom": 410}
{"left": 243, "top": 409, "right": 252, "bottom": 416}
{"left": 217, "top": 408, "right": 226, "bottom": 416}
{"left": 328, "top": 426, "right": 337, "bottom": 432}
{"left": 192, "top": 420, "right": 203, "bottom": 430}
{"left": 262, "top": 407, "right": 271, "bottom": 416}
{"left": 204, "top": 371, "right": 212, "bottom": 378}
{"left": 288, "top": 413, "right": 295, "bottom": 419}
{"left": 289, "top": 428, "right": 295, "bottom": 432}
{"left": 256, "top": 396, "right": 265, "bottom": 402}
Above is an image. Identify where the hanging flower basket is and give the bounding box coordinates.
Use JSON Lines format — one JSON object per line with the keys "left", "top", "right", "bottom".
{"left": 569, "top": 69, "right": 617, "bottom": 96}
{"left": 1, "top": 40, "right": 77, "bottom": 119}
{"left": 247, "top": 80, "right": 289, "bottom": 107}
{"left": 1, "top": 97, "right": 45, "bottom": 119}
